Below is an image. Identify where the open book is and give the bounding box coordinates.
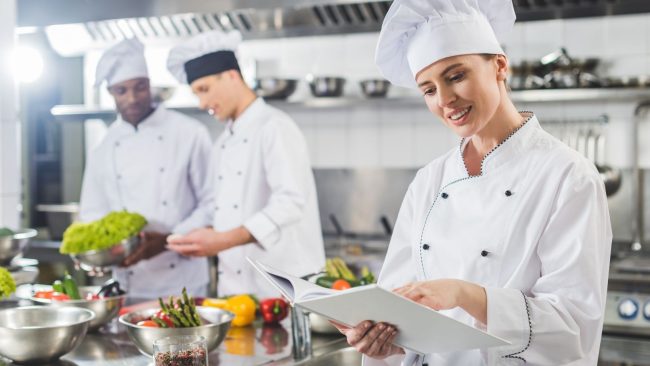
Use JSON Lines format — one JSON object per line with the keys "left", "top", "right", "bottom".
{"left": 247, "top": 258, "right": 510, "bottom": 355}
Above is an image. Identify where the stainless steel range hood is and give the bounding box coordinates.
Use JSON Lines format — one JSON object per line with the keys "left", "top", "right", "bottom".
{"left": 18, "top": 0, "right": 650, "bottom": 56}
{"left": 31, "top": 0, "right": 392, "bottom": 56}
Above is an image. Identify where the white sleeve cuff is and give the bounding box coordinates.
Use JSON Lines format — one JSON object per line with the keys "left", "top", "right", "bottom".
{"left": 485, "top": 287, "right": 533, "bottom": 363}
{"left": 244, "top": 212, "right": 281, "bottom": 249}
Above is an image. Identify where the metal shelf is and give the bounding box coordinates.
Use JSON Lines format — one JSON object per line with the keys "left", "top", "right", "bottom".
{"left": 50, "top": 88, "right": 650, "bottom": 121}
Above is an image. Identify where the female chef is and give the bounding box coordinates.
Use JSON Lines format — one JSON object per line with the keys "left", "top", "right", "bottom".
{"left": 337, "top": 0, "right": 612, "bottom": 365}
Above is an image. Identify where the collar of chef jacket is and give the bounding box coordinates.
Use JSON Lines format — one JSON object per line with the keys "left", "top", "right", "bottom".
{"left": 113, "top": 106, "right": 164, "bottom": 133}
{"left": 457, "top": 112, "right": 537, "bottom": 177}
{"left": 224, "top": 98, "right": 267, "bottom": 137}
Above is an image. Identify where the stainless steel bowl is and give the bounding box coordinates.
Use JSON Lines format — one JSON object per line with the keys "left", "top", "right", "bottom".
{"left": 30, "top": 285, "right": 126, "bottom": 332}
{"left": 119, "top": 306, "right": 234, "bottom": 356}
{"left": 359, "top": 79, "right": 391, "bottom": 98}
{"left": 10, "top": 266, "right": 39, "bottom": 286}
{"left": 253, "top": 78, "right": 298, "bottom": 100}
{"left": 309, "top": 313, "right": 340, "bottom": 334}
{"left": 71, "top": 235, "right": 140, "bottom": 271}
{"left": 0, "top": 306, "right": 94, "bottom": 363}
{"left": 307, "top": 76, "right": 346, "bottom": 97}
{"left": 0, "top": 228, "right": 37, "bottom": 265}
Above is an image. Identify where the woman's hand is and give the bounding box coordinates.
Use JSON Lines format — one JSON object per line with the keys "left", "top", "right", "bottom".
{"left": 330, "top": 320, "right": 404, "bottom": 359}
{"left": 394, "top": 279, "right": 487, "bottom": 325}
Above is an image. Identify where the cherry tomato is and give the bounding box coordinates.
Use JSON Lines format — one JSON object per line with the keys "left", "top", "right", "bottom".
{"left": 136, "top": 320, "right": 159, "bottom": 327}
{"left": 85, "top": 293, "right": 100, "bottom": 301}
{"left": 154, "top": 310, "right": 175, "bottom": 328}
{"left": 331, "top": 279, "right": 352, "bottom": 291}
{"left": 51, "top": 292, "right": 71, "bottom": 301}
{"left": 34, "top": 290, "right": 55, "bottom": 299}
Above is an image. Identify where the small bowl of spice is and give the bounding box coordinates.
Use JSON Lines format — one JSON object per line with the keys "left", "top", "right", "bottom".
{"left": 154, "top": 335, "right": 207, "bottom": 366}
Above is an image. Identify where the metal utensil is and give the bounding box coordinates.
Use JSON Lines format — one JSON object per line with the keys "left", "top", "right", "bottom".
{"left": 253, "top": 78, "right": 298, "bottom": 100}
{"left": 0, "top": 228, "right": 37, "bottom": 265}
{"left": 71, "top": 235, "right": 140, "bottom": 272}
{"left": 0, "top": 306, "right": 94, "bottom": 363}
{"left": 119, "top": 306, "right": 233, "bottom": 356}
{"left": 306, "top": 76, "right": 346, "bottom": 97}
{"left": 359, "top": 79, "right": 391, "bottom": 98}
{"left": 30, "top": 285, "right": 126, "bottom": 332}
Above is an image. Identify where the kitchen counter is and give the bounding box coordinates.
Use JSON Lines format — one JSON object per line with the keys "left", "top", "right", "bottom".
{"left": 1, "top": 303, "right": 650, "bottom": 366}
{"left": 0, "top": 315, "right": 345, "bottom": 366}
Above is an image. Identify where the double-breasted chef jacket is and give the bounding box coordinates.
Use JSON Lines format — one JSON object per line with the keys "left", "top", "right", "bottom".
{"left": 367, "top": 113, "right": 612, "bottom": 366}
{"left": 79, "top": 106, "right": 213, "bottom": 298}
{"left": 211, "top": 98, "right": 325, "bottom": 299}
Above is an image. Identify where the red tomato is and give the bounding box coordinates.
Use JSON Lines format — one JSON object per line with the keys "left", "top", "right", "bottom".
{"left": 34, "top": 290, "right": 54, "bottom": 299}
{"left": 331, "top": 279, "right": 352, "bottom": 291}
{"left": 154, "top": 310, "right": 175, "bottom": 328}
{"left": 85, "top": 293, "right": 100, "bottom": 301}
{"left": 136, "top": 320, "right": 159, "bottom": 327}
{"left": 51, "top": 292, "right": 71, "bottom": 301}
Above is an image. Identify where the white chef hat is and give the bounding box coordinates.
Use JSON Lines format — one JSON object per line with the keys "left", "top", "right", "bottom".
{"left": 375, "top": 0, "right": 516, "bottom": 88}
{"left": 167, "top": 30, "right": 242, "bottom": 85}
{"left": 95, "top": 38, "right": 148, "bottom": 88}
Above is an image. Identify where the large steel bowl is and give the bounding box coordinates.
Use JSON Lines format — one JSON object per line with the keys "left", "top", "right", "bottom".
{"left": 307, "top": 76, "right": 346, "bottom": 97}
{"left": 30, "top": 285, "right": 126, "bottom": 332}
{"left": 0, "top": 228, "right": 37, "bottom": 265}
{"left": 0, "top": 306, "right": 94, "bottom": 363}
{"left": 309, "top": 313, "right": 339, "bottom": 334}
{"left": 71, "top": 235, "right": 140, "bottom": 271}
{"left": 359, "top": 79, "right": 391, "bottom": 98}
{"left": 253, "top": 78, "right": 298, "bottom": 100}
{"left": 119, "top": 306, "right": 234, "bottom": 356}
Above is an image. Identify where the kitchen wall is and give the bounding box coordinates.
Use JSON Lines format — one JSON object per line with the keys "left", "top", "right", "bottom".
{"left": 80, "top": 13, "right": 650, "bottom": 242}
{"left": 0, "top": 0, "right": 20, "bottom": 229}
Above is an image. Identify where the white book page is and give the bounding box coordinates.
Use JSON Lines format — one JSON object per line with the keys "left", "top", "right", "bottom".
{"left": 246, "top": 257, "right": 337, "bottom": 303}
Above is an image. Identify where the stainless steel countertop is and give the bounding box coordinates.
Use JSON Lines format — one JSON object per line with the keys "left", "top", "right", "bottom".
{"left": 0, "top": 316, "right": 344, "bottom": 366}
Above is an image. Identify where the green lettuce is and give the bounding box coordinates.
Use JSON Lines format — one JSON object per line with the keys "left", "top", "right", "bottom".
{"left": 60, "top": 211, "right": 147, "bottom": 254}
{"left": 0, "top": 267, "right": 16, "bottom": 299}
{"left": 0, "top": 227, "right": 14, "bottom": 237}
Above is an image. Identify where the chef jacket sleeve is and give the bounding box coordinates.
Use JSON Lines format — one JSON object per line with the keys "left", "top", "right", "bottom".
{"left": 172, "top": 127, "right": 214, "bottom": 235}
{"left": 484, "top": 165, "right": 612, "bottom": 365}
{"left": 243, "top": 119, "right": 309, "bottom": 249}
{"left": 79, "top": 150, "right": 110, "bottom": 222}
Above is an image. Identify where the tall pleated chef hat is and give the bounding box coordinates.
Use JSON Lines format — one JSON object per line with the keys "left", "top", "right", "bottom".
{"left": 375, "top": 0, "right": 516, "bottom": 89}
{"left": 167, "top": 30, "right": 242, "bottom": 85}
{"left": 95, "top": 38, "right": 149, "bottom": 88}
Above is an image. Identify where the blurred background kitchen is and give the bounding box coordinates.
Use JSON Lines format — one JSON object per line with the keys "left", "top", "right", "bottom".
{"left": 3, "top": 0, "right": 650, "bottom": 363}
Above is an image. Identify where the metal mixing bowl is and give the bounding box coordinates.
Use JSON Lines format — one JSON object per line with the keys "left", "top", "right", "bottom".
{"left": 359, "top": 79, "right": 391, "bottom": 98}
{"left": 0, "top": 228, "right": 37, "bottom": 265}
{"left": 71, "top": 235, "right": 140, "bottom": 271}
{"left": 0, "top": 306, "right": 94, "bottom": 363}
{"left": 307, "top": 76, "right": 346, "bottom": 97}
{"left": 253, "top": 78, "right": 298, "bottom": 100}
{"left": 309, "top": 313, "right": 339, "bottom": 334}
{"left": 119, "top": 306, "right": 234, "bottom": 356}
{"left": 30, "top": 285, "right": 126, "bottom": 332}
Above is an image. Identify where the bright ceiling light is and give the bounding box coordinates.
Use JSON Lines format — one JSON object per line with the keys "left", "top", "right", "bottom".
{"left": 12, "top": 46, "right": 44, "bottom": 83}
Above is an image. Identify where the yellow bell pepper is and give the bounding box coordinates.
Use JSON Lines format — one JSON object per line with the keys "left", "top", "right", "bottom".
{"left": 224, "top": 326, "right": 256, "bottom": 355}
{"left": 202, "top": 298, "right": 229, "bottom": 309}
{"left": 225, "top": 294, "right": 257, "bottom": 327}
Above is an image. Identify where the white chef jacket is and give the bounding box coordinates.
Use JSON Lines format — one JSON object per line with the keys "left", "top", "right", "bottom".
{"left": 366, "top": 114, "right": 612, "bottom": 366}
{"left": 79, "top": 106, "right": 213, "bottom": 299}
{"left": 211, "top": 98, "right": 325, "bottom": 298}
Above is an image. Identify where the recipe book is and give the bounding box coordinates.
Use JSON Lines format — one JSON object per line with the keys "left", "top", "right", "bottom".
{"left": 247, "top": 258, "right": 510, "bottom": 355}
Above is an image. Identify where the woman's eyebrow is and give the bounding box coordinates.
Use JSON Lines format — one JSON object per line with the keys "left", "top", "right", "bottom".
{"left": 440, "top": 63, "right": 463, "bottom": 77}
{"left": 417, "top": 63, "right": 465, "bottom": 87}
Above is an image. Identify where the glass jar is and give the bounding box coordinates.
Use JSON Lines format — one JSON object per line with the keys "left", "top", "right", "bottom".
{"left": 153, "top": 335, "right": 208, "bottom": 366}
